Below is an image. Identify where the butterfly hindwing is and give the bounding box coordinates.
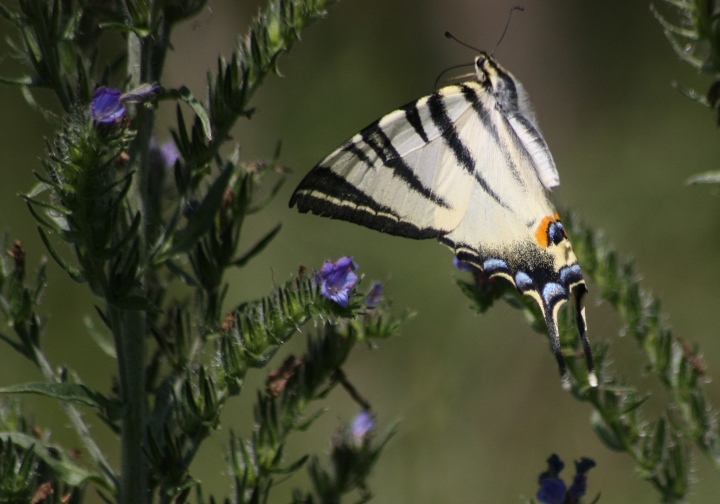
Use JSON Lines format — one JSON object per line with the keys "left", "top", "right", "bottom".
{"left": 290, "top": 52, "right": 597, "bottom": 389}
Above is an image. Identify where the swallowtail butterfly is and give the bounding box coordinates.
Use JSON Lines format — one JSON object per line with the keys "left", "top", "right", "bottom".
{"left": 290, "top": 49, "right": 597, "bottom": 389}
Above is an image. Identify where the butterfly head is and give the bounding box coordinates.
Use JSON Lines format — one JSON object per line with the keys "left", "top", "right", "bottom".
{"left": 474, "top": 53, "right": 521, "bottom": 113}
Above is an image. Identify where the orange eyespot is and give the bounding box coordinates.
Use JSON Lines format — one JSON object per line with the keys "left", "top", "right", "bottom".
{"left": 535, "top": 216, "right": 554, "bottom": 248}
{"left": 535, "top": 215, "right": 567, "bottom": 248}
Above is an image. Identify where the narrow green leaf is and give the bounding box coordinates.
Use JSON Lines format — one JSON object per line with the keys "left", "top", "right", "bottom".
{"left": 164, "top": 163, "right": 234, "bottom": 258}
{"left": 96, "top": 212, "right": 141, "bottom": 260}
{"left": 60, "top": 9, "right": 83, "bottom": 40}
{"left": 22, "top": 193, "right": 70, "bottom": 215}
{"left": 0, "top": 332, "right": 30, "bottom": 358}
{"left": 247, "top": 177, "right": 285, "bottom": 214}
{"left": 110, "top": 294, "right": 162, "bottom": 313}
{"left": 36, "top": 226, "right": 86, "bottom": 283}
{"left": 0, "top": 432, "right": 113, "bottom": 489}
{"left": 270, "top": 455, "right": 310, "bottom": 474}
{"left": 96, "top": 21, "right": 150, "bottom": 37}
{"left": 164, "top": 86, "right": 213, "bottom": 141}
{"left": 0, "top": 74, "right": 35, "bottom": 86}
{"left": 0, "top": 382, "right": 119, "bottom": 411}
{"left": 233, "top": 224, "right": 281, "bottom": 267}
{"left": 84, "top": 315, "right": 116, "bottom": 358}
{"left": 0, "top": 3, "right": 23, "bottom": 26}
{"left": 21, "top": 86, "right": 62, "bottom": 125}
{"left": 27, "top": 202, "right": 81, "bottom": 243}
{"left": 590, "top": 411, "right": 624, "bottom": 451}
{"left": 165, "top": 259, "right": 200, "bottom": 286}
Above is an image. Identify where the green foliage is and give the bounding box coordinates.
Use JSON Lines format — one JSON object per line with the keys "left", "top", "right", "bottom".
{"left": 0, "top": 0, "right": 717, "bottom": 503}
{"left": 0, "top": 0, "right": 400, "bottom": 503}
{"left": 653, "top": 1, "right": 720, "bottom": 184}
{"left": 457, "top": 211, "right": 718, "bottom": 503}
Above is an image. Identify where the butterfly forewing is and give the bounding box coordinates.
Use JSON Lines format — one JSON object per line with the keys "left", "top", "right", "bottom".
{"left": 291, "top": 87, "right": 479, "bottom": 239}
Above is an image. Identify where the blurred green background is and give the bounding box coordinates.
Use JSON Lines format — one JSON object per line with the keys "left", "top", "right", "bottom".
{"left": 2, "top": 0, "right": 720, "bottom": 502}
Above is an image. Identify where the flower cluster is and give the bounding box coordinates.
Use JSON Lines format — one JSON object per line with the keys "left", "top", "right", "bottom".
{"left": 536, "top": 454, "right": 596, "bottom": 504}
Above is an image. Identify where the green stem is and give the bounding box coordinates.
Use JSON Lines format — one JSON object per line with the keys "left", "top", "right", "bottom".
{"left": 111, "top": 304, "right": 147, "bottom": 504}
{"left": 118, "top": 28, "right": 152, "bottom": 504}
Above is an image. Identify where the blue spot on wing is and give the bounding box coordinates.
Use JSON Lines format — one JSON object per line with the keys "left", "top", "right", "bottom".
{"left": 559, "top": 264, "right": 583, "bottom": 286}
{"left": 542, "top": 282, "right": 568, "bottom": 305}
{"left": 483, "top": 258, "right": 508, "bottom": 274}
{"left": 515, "top": 271, "right": 533, "bottom": 291}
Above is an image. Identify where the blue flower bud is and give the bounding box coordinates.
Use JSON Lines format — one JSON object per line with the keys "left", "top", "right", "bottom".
{"left": 351, "top": 410, "right": 375, "bottom": 445}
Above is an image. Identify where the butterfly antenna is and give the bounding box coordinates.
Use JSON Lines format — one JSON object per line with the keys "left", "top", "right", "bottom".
{"left": 444, "top": 31, "right": 481, "bottom": 53}
{"left": 490, "top": 5, "right": 524, "bottom": 56}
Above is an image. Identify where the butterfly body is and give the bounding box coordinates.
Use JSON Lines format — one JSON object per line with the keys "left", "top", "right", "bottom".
{"left": 290, "top": 52, "right": 596, "bottom": 389}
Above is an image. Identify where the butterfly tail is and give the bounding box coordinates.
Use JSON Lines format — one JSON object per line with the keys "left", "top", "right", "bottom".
{"left": 540, "top": 300, "right": 571, "bottom": 390}
{"left": 573, "top": 286, "right": 598, "bottom": 388}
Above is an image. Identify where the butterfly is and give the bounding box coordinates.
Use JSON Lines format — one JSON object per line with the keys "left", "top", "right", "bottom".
{"left": 289, "top": 50, "right": 597, "bottom": 390}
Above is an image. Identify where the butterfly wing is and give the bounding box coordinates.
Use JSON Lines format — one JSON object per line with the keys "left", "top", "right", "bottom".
{"left": 290, "top": 87, "right": 479, "bottom": 240}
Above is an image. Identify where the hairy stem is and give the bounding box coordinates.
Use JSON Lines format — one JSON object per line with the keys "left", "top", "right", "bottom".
{"left": 111, "top": 304, "right": 147, "bottom": 504}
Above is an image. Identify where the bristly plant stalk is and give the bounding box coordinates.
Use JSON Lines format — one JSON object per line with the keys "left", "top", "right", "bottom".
{"left": 118, "top": 37, "right": 149, "bottom": 504}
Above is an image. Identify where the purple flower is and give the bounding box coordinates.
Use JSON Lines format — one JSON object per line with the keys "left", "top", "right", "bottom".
{"left": 365, "top": 281, "right": 383, "bottom": 307}
{"left": 316, "top": 256, "right": 358, "bottom": 307}
{"left": 568, "top": 458, "right": 596, "bottom": 501}
{"left": 149, "top": 137, "right": 181, "bottom": 174}
{"left": 351, "top": 410, "right": 375, "bottom": 445}
{"left": 160, "top": 140, "right": 180, "bottom": 168}
{"left": 539, "top": 454, "right": 565, "bottom": 480}
{"left": 90, "top": 86, "right": 125, "bottom": 123}
{"left": 535, "top": 454, "right": 595, "bottom": 504}
{"left": 537, "top": 478, "right": 567, "bottom": 504}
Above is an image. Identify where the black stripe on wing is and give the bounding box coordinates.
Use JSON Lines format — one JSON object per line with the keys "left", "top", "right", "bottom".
{"left": 401, "top": 102, "right": 430, "bottom": 143}
{"left": 357, "top": 122, "right": 451, "bottom": 209}
{"left": 503, "top": 112, "right": 556, "bottom": 186}
{"left": 289, "top": 167, "right": 444, "bottom": 240}
{"left": 458, "top": 84, "right": 525, "bottom": 189}
{"left": 426, "top": 91, "right": 512, "bottom": 211}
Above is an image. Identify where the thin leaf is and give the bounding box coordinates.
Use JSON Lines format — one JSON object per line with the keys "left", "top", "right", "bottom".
{"left": 163, "top": 86, "right": 213, "bottom": 141}
{"left": 21, "top": 86, "right": 61, "bottom": 125}
{"left": 36, "top": 226, "right": 86, "bottom": 283}
{"left": 0, "top": 332, "right": 30, "bottom": 358}
{"left": 0, "top": 3, "right": 23, "bottom": 26}
{"left": 233, "top": 224, "right": 281, "bottom": 267}
{"left": 0, "top": 382, "right": 120, "bottom": 411}
{"left": 109, "top": 294, "right": 162, "bottom": 313}
{"left": 165, "top": 259, "right": 200, "bottom": 286}
{"left": 0, "top": 74, "right": 35, "bottom": 86}
{"left": 163, "top": 163, "right": 234, "bottom": 258}
{"left": 96, "top": 22, "right": 150, "bottom": 37}
{"left": 0, "top": 432, "right": 112, "bottom": 489}
{"left": 84, "top": 315, "right": 116, "bottom": 358}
